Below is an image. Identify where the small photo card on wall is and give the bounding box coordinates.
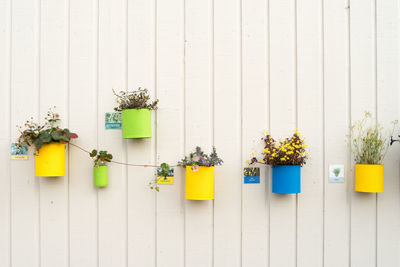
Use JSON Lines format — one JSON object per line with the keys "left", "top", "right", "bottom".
{"left": 244, "top": 167, "right": 260, "bottom": 184}
{"left": 105, "top": 112, "right": 122, "bottom": 129}
{"left": 329, "top": 164, "right": 344, "bottom": 183}
{"left": 11, "top": 143, "right": 28, "bottom": 160}
{"left": 157, "top": 167, "right": 174, "bottom": 185}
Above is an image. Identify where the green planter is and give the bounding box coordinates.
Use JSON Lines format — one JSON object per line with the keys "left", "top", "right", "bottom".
{"left": 94, "top": 166, "right": 108, "bottom": 187}
{"left": 122, "top": 109, "right": 152, "bottom": 139}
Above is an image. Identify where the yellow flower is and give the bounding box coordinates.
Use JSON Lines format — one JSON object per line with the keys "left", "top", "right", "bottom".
{"left": 251, "top": 152, "right": 255, "bottom": 155}
{"left": 246, "top": 164, "right": 249, "bottom": 167}
{"left": 246, "top": 159, "right": 249, "bottom": 162}
{"left": 260, "top": 159, "right": 264, "bottom": 163}
{"left": 281, "top": 158, "right": 286, "bottom": 161}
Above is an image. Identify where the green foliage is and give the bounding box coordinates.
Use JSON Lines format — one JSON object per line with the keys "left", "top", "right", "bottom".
{"left": 148, "top": 163, "right": 170, "bottom": 192}
{"left": 333, "top": 168, "right": 341, "bottom": 177}
{"left": 178, "top": 146, "right": 223, "bottom": 168}
{"left": 90, "top": 149, "right": 113, "bottom": 167}
{"left": 113, "top": 87, "right": 159, "bottom": 111}
{"left": 349, "top": 111, "right": 397, "bottom": 164}
{"left": 159, "top": 163, "right": 170, "bottom": 178}
{"left": 16, "top": 107, "right": 78, "bottom": 153}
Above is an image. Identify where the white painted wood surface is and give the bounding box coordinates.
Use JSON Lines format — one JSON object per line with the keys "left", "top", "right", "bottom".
{"left": 1, "top": 0, "right": 400, "bottom": 266}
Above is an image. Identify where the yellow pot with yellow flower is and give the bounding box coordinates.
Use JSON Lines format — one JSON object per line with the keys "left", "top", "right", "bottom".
{"left": 247, "top": 130, "right": 309, "bottom": 194}
{"left": 179, "top": 146, "right": 223, "bottom": 200}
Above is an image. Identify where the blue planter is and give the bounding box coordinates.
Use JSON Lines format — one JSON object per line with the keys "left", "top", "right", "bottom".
{"left": 272, "top": 165, "right": 301, "bottom": 194}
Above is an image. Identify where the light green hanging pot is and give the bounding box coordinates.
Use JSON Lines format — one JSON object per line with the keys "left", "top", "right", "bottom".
{"left": 122, "top": 109, "right": 152, "bottom": 139}
{"left": 94, "top": 166, "right": 108, "bottom": 187}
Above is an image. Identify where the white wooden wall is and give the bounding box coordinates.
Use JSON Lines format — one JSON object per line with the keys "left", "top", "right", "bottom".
{"left": 0, "top": 0, "right": 399, "bottom": 266}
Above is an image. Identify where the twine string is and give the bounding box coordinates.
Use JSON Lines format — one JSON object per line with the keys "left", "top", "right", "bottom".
{"left": 68, "top": 142, "right": 178, "bottom": 168}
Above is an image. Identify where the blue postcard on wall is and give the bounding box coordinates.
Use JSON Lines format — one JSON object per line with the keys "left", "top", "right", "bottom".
{"left": 244, "top": 167, "right": 260, "bottom": 184}
{"left": 105, "top": 112, "right": 122, "bottom": 129}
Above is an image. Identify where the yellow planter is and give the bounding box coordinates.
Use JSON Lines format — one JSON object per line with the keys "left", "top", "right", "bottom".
{"left": 35, "top": 143, "right": 66, "bottom": 177}
{"left": 185, "top": 166, "right": 214, "bottom": 200}
{"left": 355, "top": 164, "right": 384, "bottom": 193}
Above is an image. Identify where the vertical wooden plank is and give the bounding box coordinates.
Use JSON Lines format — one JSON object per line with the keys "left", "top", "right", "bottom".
{"left": 39, "top": 0, "right": 69, "bottom": 266}
{"left": 184, "top": 0, "right": 213, "bottom": 266}
{"left": 155, "top": 0, "right": 185, "bottom": 266}
{"left": 323, "top": 0, "right": 351, "bottom": 266}
{"left": 269, "top": 0, "right": 297, "bottom": 266}
{"left": 241, "top": 0, "right": 269, "bottom": 265}
{"left": 213, "top": 0, "right": 241, "bottom": 266}
{"left": 98, "top": 0, "right": 127, "bottom": 266}
{"left": 0, "top": 0, "right": 11, "bottom": 265}
{"left": 68, "top": 0, "right": 98, "bottom": 266}
{"left": 296, "top": 0, "right": 324, "bottom": 266}
{"left": 376, "top": 0, "right": 400, "bottom": 265}
{"left": 126, "top": 0, "right": 156, "bottom": 266}
{"left": 10, "top": 0, "right": 41, "bottom": 266}
{"left": 350, "top": 0, "right": 377, "bottom": 266}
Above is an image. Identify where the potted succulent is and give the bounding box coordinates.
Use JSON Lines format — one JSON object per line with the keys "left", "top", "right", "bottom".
{"left": 248, "top": 130, "right": 308, "bottom": 194}
{"left": 349, "top": 112, "right": 397, "bottom": 193}
{"left": 90, "top": 149, "right": 113, "bottom": 187}
{"left": 16, "top": 107, "right": 78, "bottom": 177}
{"left": 178, "top": 146, "right": 223, "bottom": 200}
{"left": 113, "top": 88, "right": 159, "bottom": 139}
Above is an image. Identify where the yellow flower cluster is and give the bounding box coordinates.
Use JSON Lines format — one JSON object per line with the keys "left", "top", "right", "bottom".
{"left": 246, "top": 129, "right": 309, "bottom": 167}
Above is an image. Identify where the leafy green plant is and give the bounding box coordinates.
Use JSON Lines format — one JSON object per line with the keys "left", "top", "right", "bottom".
{"left": 113, "top": 87, "right": 159, "bottom": 111}
{"left": 333, "top": 168, "right": 341, "bottom": 177}
{"left": 149, "top": 163, "right": 170, "bottom": 192}
{"left": 178, "top": 146, "right": 223, "bottom": 170}
{"left": 90, "top": 149, "right": 113, "bottom": 167}
{"left": 248, "top": 130, "right": 308, "bottom": 167}
{"left": 349, "top": 111, "right": 397, "bottom": 164}
{"left": 16, "top": 107, "right": 78, "bottom": 153}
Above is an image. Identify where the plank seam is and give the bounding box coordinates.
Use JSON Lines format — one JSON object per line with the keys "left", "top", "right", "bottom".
{"left": 8, "top": 0, "right": 12, "bottom": 265}
{"left": 94, "top": 0, "right": 100, "bottom": 265}
{"left": 346, "top": 0, "right": 352, "bottom": 265}
{"left": 321, "top": 0, "right": 326, "bottom": 265}
{"left": 239, "top": 0, "right": 243, "bottom": 265}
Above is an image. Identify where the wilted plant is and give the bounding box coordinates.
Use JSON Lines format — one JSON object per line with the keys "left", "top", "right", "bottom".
{"left": 248, "top": 130, "right": 308, "bottom": 167}
{"left": 16, "top": 107, "right": 78, "bottom": 153}
{"left": 90, "top": 149, "right": 113, "bottom": 167}
{"left": 178, "top": 146, "right": 223, "bottom": 170}
{"left": 349, "top": 111, "right": 397, "bottom": 165}
{"left": 113, "top": 87, "right": 159, "bottom": 111}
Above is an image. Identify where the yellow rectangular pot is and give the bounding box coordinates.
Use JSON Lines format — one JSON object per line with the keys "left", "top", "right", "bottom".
{"left": 355, "top": 164, "right": 384, "bottom": 193}
{"left": 185, "top": 166, "right": 214, "bottom": 200}
{"left": 35, "top": 143, "right": 66, "bottom": 177}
